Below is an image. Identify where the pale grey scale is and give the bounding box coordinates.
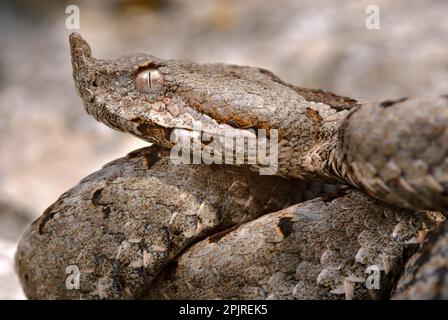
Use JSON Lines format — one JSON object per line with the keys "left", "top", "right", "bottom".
{"left": 338, "top": 97, "right": 448, "bottom": 211}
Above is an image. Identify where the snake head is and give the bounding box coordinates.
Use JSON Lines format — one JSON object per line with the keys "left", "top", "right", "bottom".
{"left": 69, "top": 33, "right": 351, "bottom": 177}
{"left": 69, "top": 32, "right": 177, "bottom": 146}
{"left": 69, "top": 33, "right": 243, "bottom": 148}
{"left": 68, "top": 33, "right": 297, "bottom": 148}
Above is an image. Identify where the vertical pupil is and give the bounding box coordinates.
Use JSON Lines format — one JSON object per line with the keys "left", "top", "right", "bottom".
{"left": 148, "top": 71, "right": 153, "bottom": 89}
{"left": 135, "top": 68, "right": 163, "bottom": 93}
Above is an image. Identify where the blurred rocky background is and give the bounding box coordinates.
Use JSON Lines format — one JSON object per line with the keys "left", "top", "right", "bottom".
{"left": 0, "top": 0, "right": 447, "bottom": 299}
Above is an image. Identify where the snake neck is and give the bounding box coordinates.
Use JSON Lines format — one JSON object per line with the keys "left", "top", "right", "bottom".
{"left": 273, "top": 105, "right": 355, "bottom": 183}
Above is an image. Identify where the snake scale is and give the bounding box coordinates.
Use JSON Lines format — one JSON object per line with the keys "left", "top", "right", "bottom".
{"left": 15, "top": 33, "right": 448, "bottom": 299}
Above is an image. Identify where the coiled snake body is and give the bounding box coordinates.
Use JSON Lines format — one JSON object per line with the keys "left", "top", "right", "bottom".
{"left": 15, "top": 33, "right": 448, "bottom": 299}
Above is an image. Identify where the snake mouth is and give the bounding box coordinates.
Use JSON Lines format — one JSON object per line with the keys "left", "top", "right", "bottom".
{"left": 122, "top": 102, "right": 278, "bottom": 172}
{"left": 126, "top": 104, "right": 256, "bottom": 148}
{"left": 128, "top": 98, "right": 258, "bottom": 141}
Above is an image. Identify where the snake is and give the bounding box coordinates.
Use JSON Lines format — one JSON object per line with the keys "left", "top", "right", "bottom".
{"left": 14, "top": 33, "right": 448, "bottom": 300}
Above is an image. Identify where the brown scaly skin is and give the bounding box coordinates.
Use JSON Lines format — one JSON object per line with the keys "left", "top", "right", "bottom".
{"left": 69, "top": 33, "right": 448, "bottom": 211}
{"left": 144, "top": 189, "right": 442, "bottom": 300}
{"left": 14, "top": 33, "right": 448, "bottom": 300}
{"left": 15, "top": 146, "right": 330, "bottom": 299}
{"left": 338, "top": 97, "right": 448, "bottom": 211}
{"left": 15, "top": 146, "right": 443, "bottom": 300}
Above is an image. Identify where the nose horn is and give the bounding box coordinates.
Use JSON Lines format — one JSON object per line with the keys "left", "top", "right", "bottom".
{"left": 69, "top": 32, "right": 92, "bottom": 74}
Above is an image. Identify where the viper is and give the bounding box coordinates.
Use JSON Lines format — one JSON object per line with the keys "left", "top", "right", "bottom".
{"left": 14, "top": 33, "right": 448, "bottom": 300}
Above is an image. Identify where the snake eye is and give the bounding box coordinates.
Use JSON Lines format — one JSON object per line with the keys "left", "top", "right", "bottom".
{"left": 135, "top": 68, "right": 164, "bottom": 93}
